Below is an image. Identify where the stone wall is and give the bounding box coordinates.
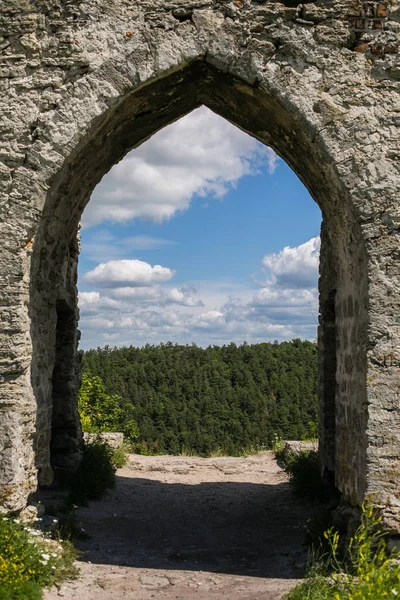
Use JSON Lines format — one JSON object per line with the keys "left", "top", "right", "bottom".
{"left": 0, "top": 0, "right": 398, "bottom": 526}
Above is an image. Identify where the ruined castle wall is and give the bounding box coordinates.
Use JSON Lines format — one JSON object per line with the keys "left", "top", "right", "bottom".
{"left": 0, "top": 0, "right": 398, "bottom": 525}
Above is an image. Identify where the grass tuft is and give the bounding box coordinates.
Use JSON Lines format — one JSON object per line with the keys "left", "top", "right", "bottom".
{"left": 285, "top": 575, "right": 333, "bottom": 600}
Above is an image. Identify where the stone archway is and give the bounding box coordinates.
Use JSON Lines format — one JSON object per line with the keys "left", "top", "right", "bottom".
{"left": 0, "top": 0, "right": 398, "bottom": 529}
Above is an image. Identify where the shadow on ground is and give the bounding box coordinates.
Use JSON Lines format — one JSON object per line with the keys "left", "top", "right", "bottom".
{"left": 72, "top": 474, "right": 309, "bottom": 580}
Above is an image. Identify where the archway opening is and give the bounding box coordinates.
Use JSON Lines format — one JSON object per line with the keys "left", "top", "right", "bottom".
{"left": 76, "top": 104, "right": 322, "bottom": 458}
{"left": 29, "top": 60, "right": 368, "bottom": 510}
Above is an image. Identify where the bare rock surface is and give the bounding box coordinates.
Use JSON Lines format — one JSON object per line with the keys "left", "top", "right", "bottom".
{"left": 44, "top": 452, "right": 311, "bottom": 600}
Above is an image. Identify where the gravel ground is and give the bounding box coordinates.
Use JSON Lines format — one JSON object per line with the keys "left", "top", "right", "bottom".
{"left": 44, "top": 451, "right": 311, "bottom": 600}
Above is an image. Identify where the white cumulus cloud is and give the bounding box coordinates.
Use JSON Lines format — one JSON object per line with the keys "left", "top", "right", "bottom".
{"left": 262, "top": 236, "right": 320, "bottom": 289}
{"left": 83, "top": 106, "right": 278, "bottom": 227}
{"left": 78, "top": 229, "right": 320, "bottom": 348}
{"left": 82, "top": 259, "right": 175, "bottom": 288}
{"left": 110, "top": 285, "right": 204, "bottom": 308}
{"left": 78, "top": 291, "right": 127, "bottom": 315}
{"left": 250, "top": 287, "right": 317, "bottom": 308}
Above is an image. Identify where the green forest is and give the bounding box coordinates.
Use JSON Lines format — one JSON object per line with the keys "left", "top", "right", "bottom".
{"left": 79, "top": 339, "right": 318, "bottom": 456}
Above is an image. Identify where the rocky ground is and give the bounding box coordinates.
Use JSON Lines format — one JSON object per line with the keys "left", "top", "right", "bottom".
{"left": 44, "top": 452, "right": 311, "bottom": 600}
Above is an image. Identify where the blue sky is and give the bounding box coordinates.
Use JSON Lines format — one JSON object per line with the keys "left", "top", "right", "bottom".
{"left": 79, "top": 107, "right": 322, "bottom": 350}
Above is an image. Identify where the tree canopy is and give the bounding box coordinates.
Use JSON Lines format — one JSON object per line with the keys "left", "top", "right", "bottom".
{"left": 80, "top": 339, "right": 318, "bottom": 456}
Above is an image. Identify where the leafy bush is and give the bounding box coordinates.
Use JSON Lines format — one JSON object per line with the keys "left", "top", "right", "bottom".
{"left": 280, "top": 449, "right": 332, "bottom": 502}
{"left": 285, "top": 503, "right": 400, "bottom": 600}
{"left": 302, "top": 420, "right": 318, "bottom": 441}
{"left": 111, "top": 443, "right": 129, "bottom": 469}
{"left": 272, "top": 435, "right": 285, "bottom": 459}
{"left": 68, "top": 439, "right": 116, "bottom": 505}
{"left": 275, "top": 447, "right": 340, "bottom": 549}
{"left": 0, "top": 516, "right": 78, "bottom": 600}
{"left": 78, "top": 373, "right": 139, "bottom": 444}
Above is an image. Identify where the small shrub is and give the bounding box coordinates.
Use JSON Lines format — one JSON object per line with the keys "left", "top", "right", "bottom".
{"left": 208, "top": 447, "right": 224, "bottom": 458}
{"left": 68, "top": 439, "right": 116, "bottom": 505}
{"left": 282, "top": 450, "right": 332, "bottom": 502}
{"left": 0, "top": 516, "right": 78, "bottom": 600}
{"left": 272, "top": 436, "right": 285, "bottom": 460}
{"left": 277, "top": 447, "right": 340, "bottom": 550}
{"left": 111, "top": 443, "right": 129, "bottom": 469}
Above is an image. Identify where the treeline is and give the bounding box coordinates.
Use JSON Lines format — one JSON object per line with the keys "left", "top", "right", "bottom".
{"left": 80, "top": 340, "right": 318, "bottom": 456}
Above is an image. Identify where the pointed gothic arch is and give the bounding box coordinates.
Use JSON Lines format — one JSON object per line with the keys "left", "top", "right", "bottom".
{"left": 0, "top": 0, "right": 398, "bottom": 530}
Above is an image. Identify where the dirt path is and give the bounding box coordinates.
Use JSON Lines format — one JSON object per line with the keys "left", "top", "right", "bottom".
{"left": 44, "top": 452, "right": 311, "bottom": 600}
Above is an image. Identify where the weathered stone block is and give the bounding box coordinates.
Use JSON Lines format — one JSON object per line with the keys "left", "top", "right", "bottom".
{"left": 83, "top": 432, "right": 124, "bottom": 450}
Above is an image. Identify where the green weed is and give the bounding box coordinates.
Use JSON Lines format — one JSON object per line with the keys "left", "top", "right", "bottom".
{"left": 285, "top": 503, "right": 400, "bottom": 600}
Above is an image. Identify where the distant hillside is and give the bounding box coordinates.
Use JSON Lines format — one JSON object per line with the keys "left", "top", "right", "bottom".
{"left": 80, "top": 339, "right": 318, "bottom": 456}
